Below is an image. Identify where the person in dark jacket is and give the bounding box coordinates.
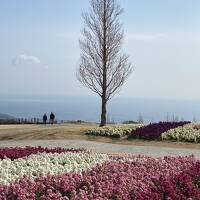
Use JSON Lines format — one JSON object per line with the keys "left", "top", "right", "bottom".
{"left": 43, "top": 113, "right": 47, "bottom": 125}
{"left": 50, "top": 112, "right": 55, "bottom": 125}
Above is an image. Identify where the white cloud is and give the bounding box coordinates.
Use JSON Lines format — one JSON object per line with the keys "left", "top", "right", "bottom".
{"left": 125, "top": 33, "right": 167, "bottom": 41}
{"left": 12, "top": 54, "right": 41, "bottom": 66}
{"left": 12, "top": 54, "right": 49, "bottom": 70}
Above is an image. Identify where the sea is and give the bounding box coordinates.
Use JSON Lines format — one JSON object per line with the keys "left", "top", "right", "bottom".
{"left": 0, "top": 96, "right": 200, "bottom": 123}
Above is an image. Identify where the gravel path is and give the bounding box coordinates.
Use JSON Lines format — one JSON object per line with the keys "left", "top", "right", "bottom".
{"left": 0, "top": 140, "right": 200, "bottom": 159}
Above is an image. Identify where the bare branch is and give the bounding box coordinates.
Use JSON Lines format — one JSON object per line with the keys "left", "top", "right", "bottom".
{"left": 77, "top": 0, "right": 133, "bottom": 126}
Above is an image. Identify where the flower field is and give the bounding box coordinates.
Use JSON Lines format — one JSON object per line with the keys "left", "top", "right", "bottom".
{"left": 129, "top": 121, "right": 191, "bottom": 140}
{"left": 85, "top": 124, "right": 143, "bottom": 138}
{"left": 162, "top": 124, "right": 200, "bottom": 143}
{"left": 0, "top": 146, "right": 84, "bottom": 160}
{"left": 84, "top": 121, "right": 200, "bottom": 144}
{"left": 0, "top": 147, "right": 200, "bottom": 199}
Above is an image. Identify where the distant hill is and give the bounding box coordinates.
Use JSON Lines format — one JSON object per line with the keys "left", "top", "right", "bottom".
{"left": 0, "top": 113, "right": 15, "bottom": 120}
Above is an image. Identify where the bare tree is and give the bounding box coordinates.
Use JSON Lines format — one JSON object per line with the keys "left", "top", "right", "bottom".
{"left": 165, "top": 112, "right": 170, "bottom": 122}
{"left": 193, "top": 116, "right": 197, "bottom": 123}
{"left": 137, "top": 113, "right": 144, "bottom": 124}
{"left": 77, "top": 0, "right": 133, "bottom": 126}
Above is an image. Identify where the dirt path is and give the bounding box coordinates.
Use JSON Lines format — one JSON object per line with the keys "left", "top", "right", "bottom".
{"left": 1, "top": 124, "right": 200, "bottom": 151}
{"left": 0, "top": 139, "right": 199, "bottom": 159}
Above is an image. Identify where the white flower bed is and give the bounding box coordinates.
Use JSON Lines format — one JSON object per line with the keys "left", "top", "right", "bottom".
{"left": 162, "top": 124, "right": 200, "bottom": 142}
{"left": 0, "top": 152, "right": 110, "bottom": 185}
{"left": 85, "top": 124, "right": 143, "bottom": 138}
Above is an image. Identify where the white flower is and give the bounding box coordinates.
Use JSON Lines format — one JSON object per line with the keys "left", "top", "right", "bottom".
{"left": 0, "top": 152, "right": 110, "bottom": 185}
{"left": 162, "top": 124, "right": 200, "bottom": 143}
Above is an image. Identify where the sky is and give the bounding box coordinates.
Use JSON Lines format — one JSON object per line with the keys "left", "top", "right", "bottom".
{"left": 0, "top": 0, "right": 200, "bottom": 100}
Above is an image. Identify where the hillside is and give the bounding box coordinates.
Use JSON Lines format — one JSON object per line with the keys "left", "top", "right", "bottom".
{"left": 0, "top": 113, "right": 15, "bottom": 120}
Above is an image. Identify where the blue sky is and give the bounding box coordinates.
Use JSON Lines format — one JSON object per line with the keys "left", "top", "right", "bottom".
{"left": 0, "top": 0, "right": 200, "bottom": 100}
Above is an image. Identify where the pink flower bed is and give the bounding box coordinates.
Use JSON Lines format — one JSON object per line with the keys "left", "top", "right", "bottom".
{"left": 0, "top": 146, "right": 85, "bottom": 160}
{"left": 0, "top": 154, "right": 199, "bottom": 199}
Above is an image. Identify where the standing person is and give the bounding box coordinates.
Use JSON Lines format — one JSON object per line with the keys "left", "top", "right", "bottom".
{"left": 50, "top": 112, "right": 55, "bottom": 125}
{"left": 43, "top": 113, "right": 47, "bottom": 125}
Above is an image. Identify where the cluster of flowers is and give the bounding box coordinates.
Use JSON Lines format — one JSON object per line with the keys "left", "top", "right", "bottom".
{"left": 85, "top": 124, "right": 143, "bottom": 138}
{"left": 0, "top": 152, "right": 199, "bottom": 199}
{"left": 129, "top": 121, "right": 190, "bottom": 140}
{"left": 0, "top": 151, "right": 109, "bottom": 185}
{"left": 0, "top": 146, "right": 85, "bottom": 160}
{"left": 162, "top": 124, "right": 200, "bottom": 143}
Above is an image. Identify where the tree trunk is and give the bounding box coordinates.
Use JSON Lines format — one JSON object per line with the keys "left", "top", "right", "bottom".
{"left": 100, "top": 96, "right": 107, "bottom": 127}
{"left": 100, "top": 0, "right": 107, "bottom": 127}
